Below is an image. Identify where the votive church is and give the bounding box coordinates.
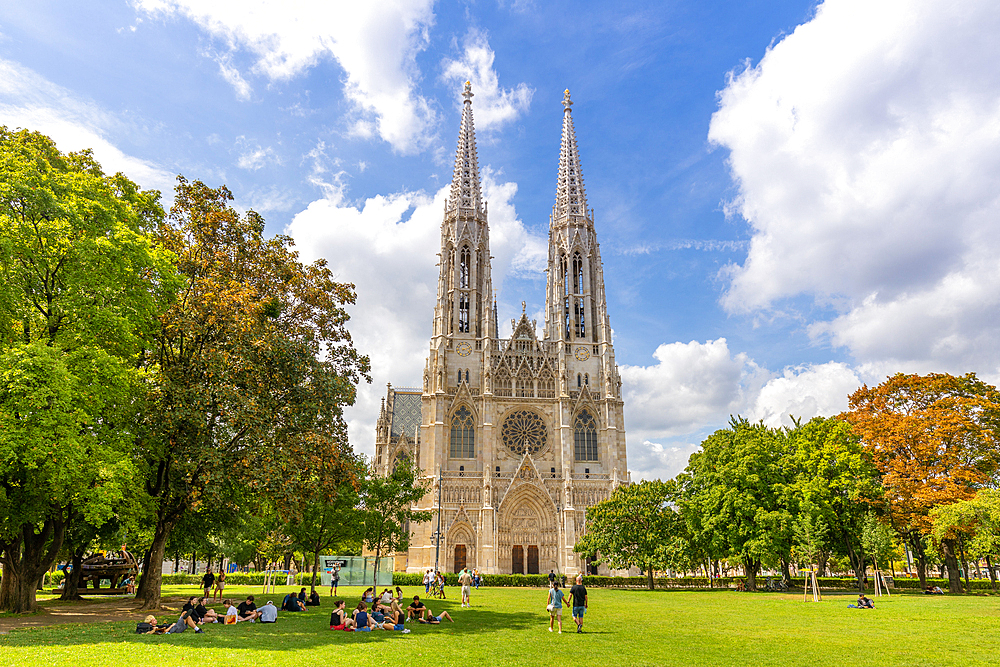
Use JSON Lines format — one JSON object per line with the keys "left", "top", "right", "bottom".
{"left": 374, "top": 83, "right": 630, "bottom": 577}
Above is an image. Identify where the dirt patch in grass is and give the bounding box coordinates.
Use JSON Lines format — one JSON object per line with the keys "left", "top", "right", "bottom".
{"left": 0, "top": 595, "right": 184, "bottom": 632}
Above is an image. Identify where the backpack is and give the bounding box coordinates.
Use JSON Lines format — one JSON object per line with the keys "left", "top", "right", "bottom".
{"left": 135, "top": 622, "right": 153, "bottom": 634}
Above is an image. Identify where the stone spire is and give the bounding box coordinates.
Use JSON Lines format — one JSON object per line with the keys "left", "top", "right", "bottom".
{"left": 553, "top": 89, "right": 588, "bottom": 222}
{"left": 447, "top": 81, "right": 483, "bottom": 216}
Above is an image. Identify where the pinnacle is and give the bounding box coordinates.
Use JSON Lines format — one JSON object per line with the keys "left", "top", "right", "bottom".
{"left": 448, "top": 82, "right": 483, "bottom": 216}
{"left": 554, "top": 89, "right": 587, "bottom": 222}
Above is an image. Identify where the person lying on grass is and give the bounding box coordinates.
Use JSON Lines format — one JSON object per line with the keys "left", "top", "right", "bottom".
{"left": 848, "top": 594, "right": 875, "bottom": 609}
{"left": 407, "top": 595, "right": 430, "bottom": 621}
{"left": 139, "top": 615, "right": 171, "bottom": 634}
{"left": 330, "top": 600, "right": 356, "bottom": 630}
{"left": 166, "top": 610, "right": 203, "bottom": 633}
{"left": 417, "top": 609, "right": 454, "bottom": 624}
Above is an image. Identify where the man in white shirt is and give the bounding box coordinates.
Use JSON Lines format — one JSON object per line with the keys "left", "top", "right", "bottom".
{"left": 459, "top": 569, "right": 473, "bottom": 608}
{"left": 260, "top": 600, "right": 278, "bottom": 623}
{"left": 423, "top": 569, "right": 432, "bottom": 594}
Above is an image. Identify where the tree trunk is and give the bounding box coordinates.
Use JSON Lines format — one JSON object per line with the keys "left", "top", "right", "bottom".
{"left": 310, "top": 549, "right": 320, "bottom": 593}
{"left": 957, "top": 536, "right": 970, "bottom": 591}
{"left": 780, "top": 556, "right": 791, "bottom": 585}
{"left": 743, "top": 557, "right": 759, "bottom": 591}
{"left": 59, "top": 544, "right": 88, "bottom": 601}
{"left": 135, "top": 519, "right": 175, "bottom": 610}
{"left": 907, "top": 533, "right": 927, "bottom": 588}
{"left": 646, "top": 564, "right": 655, "bottom": 590}
{"left": 0, "top": 516, "right": 66, "bottom": 613}
{"left": 986, "top": 555, "right": 998, "bottom": 592}
{"left": 941, "top": 538, "right": 963, "bottom": 593}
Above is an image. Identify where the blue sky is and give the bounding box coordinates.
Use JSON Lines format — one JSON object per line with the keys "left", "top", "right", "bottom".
{"left": 4, "top": 0, "right": 1000, "bottom": 480}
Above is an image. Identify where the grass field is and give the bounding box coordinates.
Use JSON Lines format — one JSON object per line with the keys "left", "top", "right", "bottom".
{"left": 2, "top": 584, "right": 999, "bottom": 666}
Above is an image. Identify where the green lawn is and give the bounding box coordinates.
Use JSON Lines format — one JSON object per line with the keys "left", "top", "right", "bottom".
{"left": 2, "top": 584, "right": 999, "bottom": 666}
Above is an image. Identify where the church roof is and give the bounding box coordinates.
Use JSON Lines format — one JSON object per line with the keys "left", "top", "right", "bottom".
{"left": 389, "top": 390, "right": 421, "bottom": 440}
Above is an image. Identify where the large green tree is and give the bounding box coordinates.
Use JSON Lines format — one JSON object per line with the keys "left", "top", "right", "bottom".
{"left": 133, "top": 178, "right": 369, "bottom": 609}
{"left": 360, "top": 459, "right": 431, "bottom": 590}
{"left": 680, "top": 418, "right": 792, "bottom": 591}
{"left": 0, "top": 129, "right": 176, "bottom": 613}
{"left": 575, "top": 479, "right": 674, "bottom": 590}
{"left": 931, "top": 490, "right": 1000, "bottom": 592}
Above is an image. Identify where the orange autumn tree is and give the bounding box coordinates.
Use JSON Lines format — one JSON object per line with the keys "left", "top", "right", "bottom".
{"left": 841, "top": 373, "right": 1000, "bottom": 592}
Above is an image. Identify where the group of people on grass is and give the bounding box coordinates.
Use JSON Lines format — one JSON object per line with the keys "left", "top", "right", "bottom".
{"left": 328, "top": 586, "right": 454, "bottom": 632}
{"left": 545, "top": 575, "right": 588, "bottom": 634}
{"left": 139, "top": 595, "right": 279, "bottom": 634}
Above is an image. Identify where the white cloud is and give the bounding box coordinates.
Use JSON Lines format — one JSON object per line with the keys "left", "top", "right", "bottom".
{"left": 441, "top": 29, "right": 533, "bottom": 131}
{"left": 285, "top": 172, "right": 542, "bottom": 457}
{"left": 134, "top": 0, "right": 438, "bottom": 153}
{"left": 0, "top": 58, "right": 175, "bottom": 197}
{"left": 749, "top": 362, "right": 861, "bottom": 428}
{"left": 710, "top": 0, "right": 1000, "bottom": 378}
{"left": 212, "top": 51, "right": 253, "bottom": 101}
{"left": 235, "top": 136, "right": 278, "bottom": 170}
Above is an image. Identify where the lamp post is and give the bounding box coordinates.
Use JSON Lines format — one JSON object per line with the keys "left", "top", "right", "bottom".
{"left": 434, "top": 466, "right": 443, "bottom": 573}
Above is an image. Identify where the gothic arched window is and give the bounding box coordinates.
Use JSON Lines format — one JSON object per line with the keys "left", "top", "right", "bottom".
{"left": 574, "top": 410, "right": 598, "bottom": 461}
{"left": 577, "top": 373, "right": 582, "bottom": 388}
{"left": 584, "top": 373, "right": 589, "bottom": 386}
{"left": 450, "top": 406, "right": 475, "bottom": 458}
{"left": 572, "top": 252, "right": 583, "bottom": 293}
{"left": 460, "top": 246, "right": 470, "bottom": 289}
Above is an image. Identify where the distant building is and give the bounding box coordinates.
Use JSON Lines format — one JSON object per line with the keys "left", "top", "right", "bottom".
{"left": 375, "top": 83, "right": 629, "bottom": 576}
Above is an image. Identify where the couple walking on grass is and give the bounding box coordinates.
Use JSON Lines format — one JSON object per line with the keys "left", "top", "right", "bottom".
{"left": 547, "top": 575, "right": 588, "bottom": 634}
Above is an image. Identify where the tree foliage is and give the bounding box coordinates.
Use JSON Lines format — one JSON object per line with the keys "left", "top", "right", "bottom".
{"left": 0, "top": 128, "right": 176, "bottom": 613}
{"left": 575, "top": 479, "right": 673, "bottom": 590}
{"left": 134, "top": 177, "right": 370, "bottom": 609}
{"left": 842, "top": 373, "right": 1000, "bottom": 591}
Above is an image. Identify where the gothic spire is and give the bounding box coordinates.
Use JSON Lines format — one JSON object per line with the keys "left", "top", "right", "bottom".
{"left": 447, "top": 81, "right": 483, "bottom": 216}
{"left": 554, "top": 89, "right": 588, "bottom": 222}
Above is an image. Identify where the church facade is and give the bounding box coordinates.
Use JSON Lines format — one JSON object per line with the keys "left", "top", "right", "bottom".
{"left": 374, "top": 83, "right": 629, "bottom": 576}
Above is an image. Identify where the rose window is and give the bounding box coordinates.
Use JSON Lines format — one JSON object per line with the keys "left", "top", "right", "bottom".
{"left": 501, "top": 410, "right": 547, "bottom": 456}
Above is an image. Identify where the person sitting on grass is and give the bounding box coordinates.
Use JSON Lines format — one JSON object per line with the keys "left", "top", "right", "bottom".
{"left": 330, "top": 600, "right": 356, "bottom": 630}
{"left": 353, "top": 602, "right": 377, "bottom": 631}
{"left": 237, "top": 595, "right": 260, "bottom": 622}
{"left": 407, "top": 595, "right": 429, "bottom": 621}
{"left": 195, "top": 597, "right": 220, "bottom": 623}
{"left": 222, "top": 598, "right": 240, "bottom": 624}
{"left": 394, "top": 586, "right": 404, "bottom": 603}
{"left": 182, "top": 596, "right": 203, "bottom": 624}
{"left": 924, "top": 585, "right": 945, "bottom": 595}
{"left": 379, "top": 601, "right": 411, "bottom": 633}
{"left": 282, "top": 591, "right": 306, "bottom": 612}
{"left": 307, "top": 589, "right": 321, "bottom": 606}
{"left": 417, "top": 608, "right": 454, "bottom": 624}
{"left": 260, "top": 600, "right": 278, "bottom": 623}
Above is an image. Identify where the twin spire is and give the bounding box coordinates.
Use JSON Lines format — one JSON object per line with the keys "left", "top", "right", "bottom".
{"left": 447, "top": 81, "right": 483, "bottom": 216}
{"left": 554, "top": 89, "right": 588, "bottom": 222}
{"left": 447, "top": 83, "right": 587, "bottom": 222}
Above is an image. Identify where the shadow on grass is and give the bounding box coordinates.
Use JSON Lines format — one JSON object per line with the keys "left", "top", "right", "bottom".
{"left": 0, "top": 602, "right": 537, "bottom": 650}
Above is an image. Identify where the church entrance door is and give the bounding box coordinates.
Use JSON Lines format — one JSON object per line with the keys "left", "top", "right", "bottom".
{"left": 454, "top": 545, "right": 467, "bottom": 572}
{"left": 527, "top": 545, "right": 539, "bottom": 574}
{"left": 512, "top": 545, "right": 524, "bottom": 574}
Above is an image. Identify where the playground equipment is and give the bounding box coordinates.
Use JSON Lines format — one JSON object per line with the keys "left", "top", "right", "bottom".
{"left": 78, "top": 549, "right": 138, "bottom": 594}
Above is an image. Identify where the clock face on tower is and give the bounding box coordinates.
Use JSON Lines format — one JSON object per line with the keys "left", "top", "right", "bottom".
{"left": 456, "top": 342, "right": 473, "bottom": 357}
{"left": 574, "top": 346, "right": 591, "bottom": 361}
